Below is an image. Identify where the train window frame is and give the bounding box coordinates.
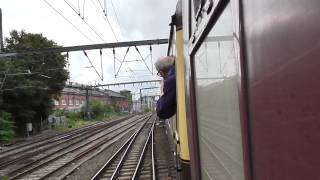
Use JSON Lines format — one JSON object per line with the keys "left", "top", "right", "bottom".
{"left": 193, "top": 0, "right": 205, "bottom": 20}
{"left": 189, "top": 0, "right": 229, "bottom": 56}
{"left": 187, "top": 0, "right": 245, "bottom": 179}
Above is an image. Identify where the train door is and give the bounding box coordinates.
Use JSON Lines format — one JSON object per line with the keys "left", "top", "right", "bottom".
{"left": 181, "top": 0, "right": 251, "bottom": 179}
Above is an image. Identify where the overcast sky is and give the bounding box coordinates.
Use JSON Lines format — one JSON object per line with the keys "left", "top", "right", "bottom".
{"left": 1, "top": 0, "right": 177, "bottom": 99}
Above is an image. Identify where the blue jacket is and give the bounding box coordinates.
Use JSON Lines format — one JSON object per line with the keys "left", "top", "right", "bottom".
{"left": 156, "top": 67, "right": 176, "bottom": 119}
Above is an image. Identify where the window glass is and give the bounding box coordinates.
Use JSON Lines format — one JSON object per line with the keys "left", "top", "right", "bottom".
{"left": 193, "top": 3, "right": 244, "bottom": 180}
{"left": 69, "top": 99, "right": 73, "bottom": 105}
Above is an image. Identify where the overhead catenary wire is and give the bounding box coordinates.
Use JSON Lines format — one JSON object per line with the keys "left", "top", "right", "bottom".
{"left": 78, "top": 0, "right": 80, "bottom": 13}
{"left": 83, "top": 50, "right": 103, "bottom": 80}
{"left": 97, "top": 0, "right": 106, "bottom": 16}
{"left": 113, "top": 48, "right": 116, "bottom": 78}
{"left": 91, "top": 0, "right": 148, "bottom": 79}
{"left": 116, "top": 46, "right": 131, "bottom": 77}
{"left": 44, "top": 0, "right": 118, "bottom": 61}
{"left": 63, "top": 0, "right": 107, "bottom": 43}
{"left": 135, "top": 46, "right": 152, "bottom": 74}
{"left": 63, "top": 0, "right": 134, "bottom": 79}
{"left": 43, "top": 0, "right": 93, "bottom": 42}
{"left": 91, "top": 0, "right": 119, "bottom": 43}
{"left": 90, "top": 0, "right": 124, "bottom": 59}
{"left": 79, "top": 0, "right": 135, "bottom": 79}
{"left": 64, "top": 0, "right": 80, "bottom": 15}
{"left": 90, "top": 0, "right": 132, "bottom": 61}
{"left": 0, "top": 86, "right": 49, "bottom": 92}
{"left": 108, "top": 0, "right": 138, "bottom": 67}
{"left": 121, "top": 54, "right": 150, "bottom": 62}
{"left": 82, "top": 0, "right": 86, "bottom": 19}
{"left": 104, "top": 0, "right": 107, "bottom": 16}
{"left": 44, "top": 0, "right": 154, "bottom": 81}
{"left": 110, "top": 0, "right": 122, "bottom": 34}
{"left": 0, "top": 68, "right": 66, "bottom": 75}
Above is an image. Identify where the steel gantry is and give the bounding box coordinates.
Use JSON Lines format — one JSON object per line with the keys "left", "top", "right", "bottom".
{"left": 94, "top": 80, "right": 161, "bottom": 88}
{"left": 0, "top": 39, "right": 168, "bottom": 58}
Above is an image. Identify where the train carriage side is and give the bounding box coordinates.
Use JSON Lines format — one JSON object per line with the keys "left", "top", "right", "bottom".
{"left": 180, "top": 0, "right": 320, "bottom": 180}
{"left": 167, "top": 4, "right": 192, "bottom": 179}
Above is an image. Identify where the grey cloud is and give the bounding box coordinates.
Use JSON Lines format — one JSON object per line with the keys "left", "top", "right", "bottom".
{"left": 110, "top": 0, "right": 177, "bottom": 40}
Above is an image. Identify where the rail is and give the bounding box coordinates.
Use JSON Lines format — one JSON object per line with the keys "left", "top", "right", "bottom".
{"left": 90, "top": 114, "right": 156, "bottom": 180}
{"left": 6, "top": 115, "right": 148, "bottom": 179}
{"left": 132, "top": 119, "right": 156, "bottom": 179}
{"left": 90, "top": 115, "right": 151, "bottom": 180}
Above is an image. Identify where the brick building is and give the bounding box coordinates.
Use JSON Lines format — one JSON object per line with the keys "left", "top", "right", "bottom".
{"left": 53, "top": 83, "right": 130, "bottom": 112}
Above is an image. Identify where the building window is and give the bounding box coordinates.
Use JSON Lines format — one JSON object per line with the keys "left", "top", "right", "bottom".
{"left": 69, "top": 99, "right": 73, "bottom": 105}
{"left": 54, "top": 100, "right": 59, "bottom": 106}
{"left": 76, "top": 99, "right": 79, "bottom": 105}
{"left": 81, "top": 100, "right": 85, "bottom": 105}
{"left": 61, "top": 99, "right": 66, "bottom": 105}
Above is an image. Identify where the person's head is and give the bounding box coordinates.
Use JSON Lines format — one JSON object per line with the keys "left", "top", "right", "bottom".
{"left": 155, "top": 56, "right": 175, "bottom": 79}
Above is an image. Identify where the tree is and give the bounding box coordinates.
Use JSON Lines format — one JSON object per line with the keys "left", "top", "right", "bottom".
{"left": 0, "top": 111, "right": 15, "bottom": 142}
{"left": 0, "top": 30, "right": 69, "bottom": 135}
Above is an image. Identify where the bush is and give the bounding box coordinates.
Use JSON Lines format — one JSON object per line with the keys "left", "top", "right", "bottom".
{"left": 53, "top": 109, "right": 65, "bottom": 116}
{"left": 90, "top": 100, "right": 105, "bottom": 117}
{"left": 81, "top": 100, "right": 118, "bottom": 119}
{"left": 65, "top": 111, "right": 81, "bottom": 120}
{"left": 0, "top": 111, "right": 15, "bottom": 142}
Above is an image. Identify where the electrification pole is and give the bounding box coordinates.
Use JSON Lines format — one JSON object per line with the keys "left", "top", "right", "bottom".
{"left": 0, "top": 8, "right": 3, "bottom": 52}
{"left": 85, "top": 87, "right": 90, "bottom": 119}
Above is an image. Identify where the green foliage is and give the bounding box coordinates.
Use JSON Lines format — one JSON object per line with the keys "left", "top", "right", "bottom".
{"left": 81, "top": 100, "right": 119, "bottom": 119}
{"left": 90, "top": 100, "right": 106, "bottom": 117}
{"left": 51, "top": 100, "right": 123, "bottom": 133}
{"left": 54, "top": 116, "right": 90, "bottom": 132}
{"left": 144, "top": 107, "right": 152, "bottom": 113}
{"left": 52, "top": 109, "right": 65, "bottom": 116}
{"left": 0, "top": 30, "right": 69, "bottom": 134}
{"left": 0, "top": 111, "right": 15, "bottom": 142}
{"left": 64, "top": 111, "right": 81, "bottom": 121}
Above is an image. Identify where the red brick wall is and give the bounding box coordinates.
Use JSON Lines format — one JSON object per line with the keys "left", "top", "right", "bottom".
{"left": 54, "top": 93, "right": 129, "bottom": 111}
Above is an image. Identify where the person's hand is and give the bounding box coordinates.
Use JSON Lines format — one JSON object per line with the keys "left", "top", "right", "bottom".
{"left": 160, "top": 79, "right": 164, "bottom": 96}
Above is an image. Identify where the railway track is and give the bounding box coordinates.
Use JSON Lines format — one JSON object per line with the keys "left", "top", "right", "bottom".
{"left": 0, "top": 115, "right": 132, "bottom": 158}
{"left": 0, "top": 115, "right": 133, "bottom": 167}
{"left": 0, "top": 114, "right": 151, "bottom": 179}
{"left": 0, "top": 113, "right": 176, "bottom": 180}
{"left": 91, "top": 114, "right": 156, "bottom": 180}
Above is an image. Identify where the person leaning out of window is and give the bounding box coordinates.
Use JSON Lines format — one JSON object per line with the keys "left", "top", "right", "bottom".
{"left": 154, "top": 56, "right": 176, "bottom": 119}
